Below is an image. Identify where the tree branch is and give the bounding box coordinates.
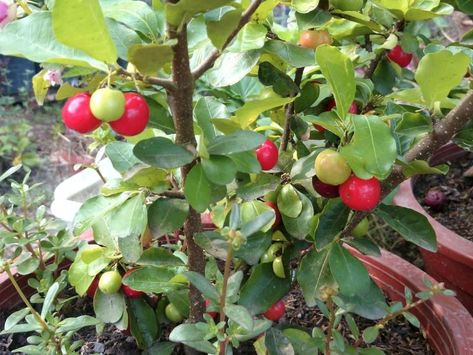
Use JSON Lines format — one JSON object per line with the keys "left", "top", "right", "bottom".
{"left": 341, "top": 90, "right": 473, "bottom": 238}
{"left": 117, "top": 67, "right": 177, "bottom": 92}
{"left": 280, "top": 67, "right": 304, "bottom": 152}
{"left": 191, "top": 0, "right": 263, "bottom": 81}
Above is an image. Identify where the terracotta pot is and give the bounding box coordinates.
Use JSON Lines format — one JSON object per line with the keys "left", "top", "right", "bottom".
{"left": 393, "top": 144, "right": 473, "bottom": 313}
{"left": 351, "top": 247, "right": 473, "bottom": 355}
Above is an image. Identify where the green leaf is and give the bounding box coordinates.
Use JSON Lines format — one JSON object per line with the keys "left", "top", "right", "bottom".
{"left": 265, "top": 328, "right": 295, "bottom": 355}
{"left": 134, "top": 137, "right": 195, "bottom": 169}
{"left": 264, "top": 40, "right": 315, "bottom": 67}
{"left": 184, "top": 271, "right": 220, "bottom": 302}
{"left": 258, "top": 62, "right": 300, "bottom": 97}
{"left": 294, "top": 82, "right": 319, "bottom": 113}
{"left": 240, "top": 200, "right": 275, "bottom": 233}
{"left": 128, "top": 44, "right": 173, "bottom": 75}
{"left": 202, "top": 156, "right": 237, "bottom": 185}
{"left": 195, "top": 231, "right": 229, "bottom": 260}
{"left": 53, "top": 0, "right": 117, "bottom": 63}
{"left": 316, "top": 45, "right": 356, "bottom": 119}
{"left": 457, "top": 0, "right": 473, "bottom": 14}
{"left": 236, "top": 174, "right": 280, "bottom": 201}
{"left": 395, "top": 112, "right": 432, "bottom": 137}
{"left": 122, "top": 266, "right": 177, "bottom": 293}
{"left": 329, "top": 243, "right": 371, "bottom": 297}
{"left": 148, "top": 198, "right": 189, "bottom": 237}
{"left": 235, "top": 231, "right": 273, "bottom": 265}
{"left": 227, "top": 23, "right": 267, "bottom": 52}
{"left": 94, "top": 290, "right": 125, "bottom": 323}
{"left": 302, "top": 112, "right": 345, "bottom": 138}
{"left": 165, "top": 0, "right": 233, "bottom": 26}
{"left": 283, "top": 328, "right": 320, "bottom": 355}
{"left": 184, "top": 164, "right": 212, "bottom": 213}
{"left": 194, "top": 96, "right": 229, "bottom": 141}
{"left": 73, "top": 193, "right": 130, "bottom": 235}
{"left": 295, "top": 9, "right": 332, "bottom": 30}
{"left": 314, "top": 199, "right": 350, "bottom": 248}
{"left": 169, "top": 323, "right": 215, "bottom": 353}
{"left": 234, "top": 96, "right": 294, "bottom": 128}
{"left": 405, "top": 3, "right": 454, "bottom": 21}
{"left": 340, "top": 115, "right": 397, "bottom": 180}
{"left": 372, "top": 58, "right": 397, "bottom": 95}
{"left": 281, "top": 191, "right": 315, "bottom": 240}
{"left": 4, "top": 309, "right": 30, "bottom": 331}
{"left": 292, "top": 0, "right": 320, "bottom": 13}
{"left": 207, "top": 130, "right": 266, "bottom": 155}
{"left": 105, "top": 142, "right": 141, "bottom": 174}
{"left": 229, "top": 151, "right": 261, "bottom": 173}
{"left": 0, "top": 12, "right": 107, "bottom": 71}
{"left": 143, "top": 342, "right": 176, "bottom": 355}
{"left": 362, "top": 326, "right": 379, "bottom": 344}
{"left": 128, "top": 297, "right": 159, "bottom": 349}
{"left": 453, "top": 128, "right": 473, "bottom": 152}
{"left": 137, "top": 247, "right": 185, "bottom": 267}
{"left": 374, "top": 204, "right": 437, "bottom": 252}
{"left": 32, "top": 70, "right": 50, "bottom": 106}
{"left": 297, "top": 248, "right": 334, "bottom": 307}
{"left": 398, "top": 160, "right": 448, "bottom": 178}
{"left": 106, "top": 18, "right": 143, "bottom": 60}
{"left": 206, "top": 50, "right": 261, "bottom": 88}
{"left": 68, "top": 259, "right": 95, "bottom": 296}
{"left": 277, "top": 184, "right": 302, "bottom": 218}
{"left": 241, "top": 211, "right": 275, "bottom": 237}
{"left": 57, "top": 315, "right": 101, "bottom": 333}
{"left": 346, "top": 237, "right": 382, "bottom": 257}
{"left": 415, "top": 50, "right": 470, "bottom": 108}
{"left": 239, "top": 263, "right": 291, "bottom": 315}
{"left": 224, "top": 304, "right": 254, "bottom": 332}
{"left": 206, "top": 9, "right": 241, "bottom": 49}
{"left": 41, "top": 283, "right": 59, "bottom": 319}
{"left": 101, "top": 0, "right": 160, "bottom": 40}
{"left": 110, "top": 194, "right": 147, "bottom": 239}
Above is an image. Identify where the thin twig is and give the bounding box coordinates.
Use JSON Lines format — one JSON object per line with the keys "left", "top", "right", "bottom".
{"left": 192, "top": 0, "right": 263, "bottom": 81}
{"left": 218, "top": 244, "right": 234, "bottom": 355}
{"left": 116, "top": 67, "right": 177, "bottom": 92}
{"left": 160, "top": 191, "right": 185, "bottom": 199}
{"left": 280, "top": 67, "right": 304, "bottom": 152}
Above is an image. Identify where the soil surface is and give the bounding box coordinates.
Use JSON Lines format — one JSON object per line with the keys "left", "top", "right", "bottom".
{"left": 414, "top": 153, "right": 473, "bottom": 242}
{"left": 0, "top": 286, "right": 434, "bottom": 354}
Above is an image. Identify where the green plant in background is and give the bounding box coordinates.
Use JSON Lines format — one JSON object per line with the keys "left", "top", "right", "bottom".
{"left": 0, "top": 0, "right": 472, "bottom": 354}
{"left": 0, "top": 166, "right": 99, "bottom": 354}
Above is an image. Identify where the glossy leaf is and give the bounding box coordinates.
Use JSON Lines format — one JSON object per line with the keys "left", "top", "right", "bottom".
{"left": 165, "top": 0, "right": 232, "bottom": 26}
{"left": 281, "top": 191, "right": 315, "bottom": 240}
{"left": 207, "top": 130, "right": 266, "bottom": 155}
{"left": 94, "top": 290, "right": 125, "bottom": 323}
{"left": 316, "top": 45, "right": 356, "bottom": 119}
{"left": 201, "top": 156, "right": 237, "bottom": 185}
{"left": 399, "top": 160, "right": 448, "bottom": 178}
{"left": 292, "top": 0, "right": 320, "bottom": 13}
{"left": 265, "top": 328, "right": 295, "bottom": 355}
{"left": 239, "top": 263, "right": 291, "bottom": 315}
{"left": 225, "top": 304, "right": 254, "bottom": 332}
{"left": 206, "top": 9, "right": 241, "bottom": 49}
{"left": 184, "top": 164, "right": 212, "bottom": 213}
{"left": 264, "top": 40, "right": 315, "bottom": 67}
{"left": 52, "top": 0, "right": 117, "bottom": 63}
{"left": 395, "top": 112, "right": 432, "bottom": 137}
{"left": 341, "top": 115, "right": 397, "bottom": 180}
{"left": 258, "top": 62, "right": 300, "bottom": 97}
{"left": 148, "top": 198, "right": 189, "bottom": 237}
{"left": 206, "top": 50, "right": 261, "bottom": 87}
{"left": 128, "top": 297, "right": 159, "bottom": 349}
{"left": 184, "top": 271, "right": 220, "bottom": 302}
{"left": 194, "top": 96, "right": 229, "bottom": 141}
{"left": 105, "top": 142, "right": 141, "bottom": 174}
{"left": 314, "top": 199, "right": 350, "bottom": 248}
{"left": 169, "top": 323, "right": 215, "bottom": 353}
{"left": 110, "top": 193, "right": 147, "bottom": 239}
{"left": 415, "top": 50, "right": 470, "bottom": 108}
{"left": 374, "top": 204, "right": 437, "bottom": 252}
{"left": 240, "top": 200, "right": 275, "bottom": 233}
{"left": 137, "top": 247, "right": 185, "bottom": 267}
{"left": 128, "top": 44, "right": 173, "bottom": 75}
{"left": 297, "top": 248, "right": 334, "bottom": 306}
{"left": 235, "top": 96, "right": 294, "bottom": 128}
{"left": 236, "top": 174, "right": 280, "bottom": 201}
{"left": 134, "top": 137, "right": 195, "bottom": 169}
{"left": 122, "top": 266, "right": 177, "bottom": 293}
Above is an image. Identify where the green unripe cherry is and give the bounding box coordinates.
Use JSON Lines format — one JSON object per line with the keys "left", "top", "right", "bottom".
{"left": 90, "top": 88, "right": 126, "bottom": 122}
{"left": 352, "top": 218, "right": 369, "bottom": 237}
{"left": 165, "top": 303, "right": 184, "bottom": 322}
{"left": 315, "top": 149, "right": 351, "bottom": 186}
{"left": 98, "top": 270, "right": 122, "bottom": 294}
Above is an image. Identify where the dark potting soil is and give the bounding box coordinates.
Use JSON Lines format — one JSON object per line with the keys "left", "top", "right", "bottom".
{"left": 414, "top": 152, "right": 473, "bottom": 242}
{"left": 0, "top": 287, "right": 434, "bottom": 355}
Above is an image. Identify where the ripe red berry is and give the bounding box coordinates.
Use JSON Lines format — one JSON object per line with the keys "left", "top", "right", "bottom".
{"left": 265, "top": 201, "right": 281, "bottom": 229}
{"left": 387, "top": 45, "right": 413, "bottom": 68}
{"left": 110, "top": 93, "right": 150, "bottom": 136}
{"left": 339, "top": 176, "right": 381, "bottom": 211}
{"left": 205, "top": 299, "right": 218, "bottom": 319}
{"left": 62, "top": 93, "right": 102, "bottom": 134}
{"left": 122, "top": 269, "right": 144, "bottom": 299}
{"left": 86, "top": 276, "right": 100, "bottom": 298}
{"left": 326, "top": 99, "right": 358, "bottom": 114}
{"left": 312, "top": 176, "right": 339, "bottom": 198}
{"left": 256, "top": 139, "right": 279, "bottom": 171}
{"left": 263, "top": 300, "right": 285, "bottom": 321}
{"left": 314, "top": 124, "right": 326, "bottom": 133}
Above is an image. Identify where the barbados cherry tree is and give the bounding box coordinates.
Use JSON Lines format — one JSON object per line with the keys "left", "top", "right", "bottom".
{"left": 1, "top": 0, "right": 473, "bottom": 354}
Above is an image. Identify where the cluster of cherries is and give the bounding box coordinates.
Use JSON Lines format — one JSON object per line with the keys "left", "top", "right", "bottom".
{"left": 62, "top": 88, "right": 150, "bottom": 137}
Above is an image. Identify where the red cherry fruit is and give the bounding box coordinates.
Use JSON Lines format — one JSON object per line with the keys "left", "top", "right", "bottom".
{"left": 86, "top": 276, "right": 100, "bottom": 298}
{"left": 256, "top": 139, "right": 279, "bottom": 171}
{"left": 312, "top": 176, "right": 339, "bottom": 198}
{"left": 62, "top": 93, "right": 102, "bottom": 134}
{"left": 263, "top": 300, "right": 285, "bottom": 321}
{"left": 110, "top": 93, "right": 150, "bottom": 136}
{"left": 314, "top": 124, "right": 326, "bottom": 133}
{"left": 326, "top": 99, "right": 358, "bottom": 114}
{"left": 122, "top": 269, "right": 144, "bottom": 299}
{"left": 339, "top": 176, "right": 381, "bottom": 211}
{"left": 387, "top": 45, "right": 413, "bottom": 68}
{"left": 205, "top": 299, "right": 218, "bottom": 319}
{"left": 265, "top": 201, "right": 281, "bottom": 229}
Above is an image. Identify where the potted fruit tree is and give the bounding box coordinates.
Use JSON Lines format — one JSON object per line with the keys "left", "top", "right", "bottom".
{"left": 1, "top": 0, "right": 473, "bottom": 354}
